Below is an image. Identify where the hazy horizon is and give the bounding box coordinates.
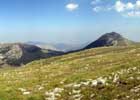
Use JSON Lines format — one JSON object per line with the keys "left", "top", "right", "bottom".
{"left": 0, "top": 0, "right": 140, "bottom": 44}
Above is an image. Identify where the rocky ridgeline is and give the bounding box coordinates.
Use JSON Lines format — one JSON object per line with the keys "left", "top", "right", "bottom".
{"left": 0, "top": 43, "right": 63, "bottom": 66}
{"left": 84, "top": 32, "right": 135, "bottom": 49}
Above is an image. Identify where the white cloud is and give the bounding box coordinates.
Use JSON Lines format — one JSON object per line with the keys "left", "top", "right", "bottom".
{"left": 114, "top": 0, "right": 140, "bottom": 17}
{"left": 127, "top": 11, "right": 140, "bottom": 17}
{"left": 93, "top": 6, "right": 102, "bottom": 12}
{"left": 93, "top": 6, "right": 112, "bottom": 12}
{"left": 91, "top": 0, "right": 140, "bottom": 17}
{"left": 114, "top": 1, "right": 135, "bottom": 12}
{"left": 136, "top": 0, "right": 140, "bottom": 8}
{"left": 91, "top": 0, "right": 111, "bottom": 12}
{"left": 115, "top": 1, "right": 125, "bottom": 12}
{"left": 91, "top": 0, "right": 101, "bottom": 5}
{"left": 66, "top": 3, "right": 79, "bottom": 11}
{"left": 126, "top": 2, "right": 135, "bottom": 10}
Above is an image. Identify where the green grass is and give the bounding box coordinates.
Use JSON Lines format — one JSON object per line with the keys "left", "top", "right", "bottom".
{"left": 0, "top": 46, "right": 140, "bottom": 100}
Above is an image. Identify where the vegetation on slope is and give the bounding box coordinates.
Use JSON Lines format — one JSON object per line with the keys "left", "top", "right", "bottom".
{"left": 0, "top": 46, "right": 140, "bottom": 99}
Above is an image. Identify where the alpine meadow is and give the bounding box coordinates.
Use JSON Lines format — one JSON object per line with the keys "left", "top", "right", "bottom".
{"left": 0, "top": 0, "right": 140, "bottom": 100}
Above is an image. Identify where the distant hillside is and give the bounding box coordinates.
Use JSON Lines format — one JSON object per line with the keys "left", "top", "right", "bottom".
{"left": 0, "top": 43, "right": 63, "bottom": 66}
{"left": 26, "top": 41, "right": 59, "bottom": 51}
{"left": 53, "top": 43, "right": 86, "bottom": 52}
{"left": 84, "top": 32, "right": 135, "bottom": 49}
{"left": 27, "top": 41, "right": 87, "bottom": 52}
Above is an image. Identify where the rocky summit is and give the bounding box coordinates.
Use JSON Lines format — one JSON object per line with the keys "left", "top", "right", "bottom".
{"left": 0, "top": 43, "right": 63, "bottom": 66}
{"left": 84, "top": 32, "right": 135, "bottom": 49}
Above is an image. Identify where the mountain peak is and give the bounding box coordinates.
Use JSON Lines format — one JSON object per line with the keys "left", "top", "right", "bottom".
{"left": 0, "top": 43, "right": 63, "bottom": 66}
{"left": 98, "top": 32, "right": 124, "bottom": 41}
{"left": 84, "top": 32, "right": 134, "bottom": 49}
{"left": 103, "top": 32, "right": 122, "bottom": 37}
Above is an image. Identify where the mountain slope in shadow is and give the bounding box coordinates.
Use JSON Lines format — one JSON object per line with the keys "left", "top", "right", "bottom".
{"left": 84, "top": 32, "right": 135, "bottom": 49}
{"left": 0, "top": 43, "right": 63, "bottom": 66}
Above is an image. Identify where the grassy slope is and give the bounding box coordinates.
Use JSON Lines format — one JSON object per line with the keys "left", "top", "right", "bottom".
{"left": 0, "top": 46, "right": 140, "bottom": 100}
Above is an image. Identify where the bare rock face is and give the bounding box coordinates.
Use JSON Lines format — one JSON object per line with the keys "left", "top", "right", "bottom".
{"left": 84, "top": 32, "right": 134, "bottom": 49}
{"left": 0, "top": 43, "right": 63, "bottom": 66}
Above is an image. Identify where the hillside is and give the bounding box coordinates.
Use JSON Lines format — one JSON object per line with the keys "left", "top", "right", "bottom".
{"left": 0, "top": 45, "right": 139, "bottom": 99}
{"left": 85, "top": 32, "right": 135, "bottom": 49}
{"left": 26, "top": 41, "right": 59, "bottom": 51}
{"left": 0, "top": 43, "right": 63, "bottom": 66}
{"left": 27, "top": 41, "right": 87, "bottom": 52}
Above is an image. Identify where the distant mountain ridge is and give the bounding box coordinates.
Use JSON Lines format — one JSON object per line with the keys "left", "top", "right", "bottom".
{"left": 26, "top": 41, "right": 59, "bottom": 51}
{"left": 0, "top": 32, "right": 137, "bottom": 67}
{"left": 84, "top": 32, "right": 135, "bottom": 49}
{"left": 0, "top": 43, "right": 63, "bottom": 67}
{"left": 26, "top": 41, "right": 87, "bottom": 52}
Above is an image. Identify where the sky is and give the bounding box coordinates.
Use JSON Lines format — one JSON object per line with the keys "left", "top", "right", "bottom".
{"left": 0, "top": 0, "right": 140, "bottom": 44}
